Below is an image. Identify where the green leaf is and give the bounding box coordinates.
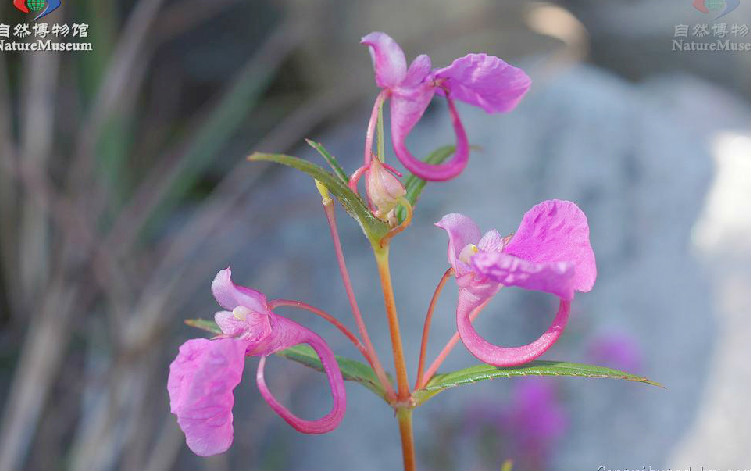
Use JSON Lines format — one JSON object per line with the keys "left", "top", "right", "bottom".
{"left": 276, "top": 345, "right": 391, "bottom": 402}
{"left": 396, "top": 145, "right": 455, "bottom": 223}
{"left": 185, "top": 318, "right": 391, "bottom": 402}
{"left": 248, "top": 153, "right": 389, "bottom": 242}
{"left": 185, "top": 318, "right": 222, "bottom": 335}
{"left": 305, "top": 139, "right": 349, "bottom": 184}
{"left": 413, "top": 361, "right": 662, "bottom": 405}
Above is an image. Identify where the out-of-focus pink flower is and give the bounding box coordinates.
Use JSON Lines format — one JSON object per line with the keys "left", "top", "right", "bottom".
{"left": 436, "top": 200, "right": 596, "bottom": 366}
{"left": 361, "top": 32, "right": 531, "bottom": 181}
{"left": 587, "top": 331, "right": 643, "bottom": 372}
{"left": 506, "top": 379, "right": 567, "bottom": 446}
{"left": 168, "top": 268, "right": 346, "bottom": 456}
{"left": 504, "top": 378, "right": 567, "bottom": 469}
{"left": 460, "top": 379, "right": 567, "bottom": 470}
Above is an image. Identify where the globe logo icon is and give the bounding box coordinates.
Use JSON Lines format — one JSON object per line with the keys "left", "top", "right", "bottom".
{"left": 25, "top": 0, "right": 45, "bottom": 12}
{"left": 704, "top": 0, "right": 725, "bottom": 10}
{"left": 692, "top": 0, "right": 741, "bottom": 18}
{"left": 12, "top": 0, "right": 61, "bottom": 19}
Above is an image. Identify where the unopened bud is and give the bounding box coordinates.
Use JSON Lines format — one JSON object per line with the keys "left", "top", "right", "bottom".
{"left": 366, "top": 159, "right": 406, "bottom": 220}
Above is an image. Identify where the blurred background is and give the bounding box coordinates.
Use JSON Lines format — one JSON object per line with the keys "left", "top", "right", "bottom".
{"left": 0, "top": 0, "right": 749, "bottom": 469}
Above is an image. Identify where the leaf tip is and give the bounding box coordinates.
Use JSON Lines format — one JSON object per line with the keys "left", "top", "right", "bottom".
{"left": 642, "top": 378, "right": 665, "bottom": 389}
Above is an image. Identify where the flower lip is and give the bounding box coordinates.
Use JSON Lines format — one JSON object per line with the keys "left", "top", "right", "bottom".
{"left": 167, "top": 338, "right": 247, "bottom": 456}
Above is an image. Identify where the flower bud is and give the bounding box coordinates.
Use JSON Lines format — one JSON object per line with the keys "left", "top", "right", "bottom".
{"left": 366, "top": 159, "right": 406, "bottom": 220}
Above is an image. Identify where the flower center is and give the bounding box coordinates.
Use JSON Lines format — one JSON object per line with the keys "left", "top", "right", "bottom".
{"left": 458, "top": 244, "right": 479, "bottom": 265}
{"left": 233, "top": 306, "right": 252, "bottom": 321}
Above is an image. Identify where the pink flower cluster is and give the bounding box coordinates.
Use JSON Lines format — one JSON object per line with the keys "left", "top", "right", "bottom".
{"left": 167, "top": 32, "right": 598, "bottom": 459}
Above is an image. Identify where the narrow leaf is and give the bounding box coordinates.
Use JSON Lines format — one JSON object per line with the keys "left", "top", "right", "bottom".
{"left": 277, "top": 344, "right": 391, "bottom": 401}
{"left": 185, "top": 318, "right": 391, "bottom": 401}
{"left": 185, "top": 318, "right": 222, "bottom": 335}
{"left": 396, "top": 145, "right": 455, "bottom": 223}
{"left": 249, "top": 153, "right": 389, "bottom": 242}
{"left": 403, "top": 145, "right": 456, "bottom": 205}
{"left": 306, "top": 139, "right": 349, "bottom": 184}
{"left": 414, "top": 361, "right": 662, "bottom": 405}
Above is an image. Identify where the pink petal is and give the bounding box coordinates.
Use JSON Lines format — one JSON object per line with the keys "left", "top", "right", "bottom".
{"left": 456, "top": 290, "right": 571, "bottom": 366}
{"left": 503, "top": 200, "right": 597, "bottom": 294}
{"left": 215, "top": 309, "right": 272, "bottom": 342}
{"left": 390, "top": 81, "right": 434, "bottom": 153}
{"left": 477, "top": 229, "right": 506, "bottom": 253}
{"left": 402, "top": 54, "right": 432, "bottom": 88}
{"left": 471, "top": 251, "right": 577, "bottom": 301}
{"left": 168, "top": 338, "right": 248, "bottom": 456}
{"left": 211, "top": 267, "right": 267, "bottom": 313}
{"left": 391, "top": 94, "right": 469, "bottom": 181}
{"left": 255, "top": 321, "right": 346, "bottom": 434}
{"left": 361, "top": 32, "right": 407, "bottom": 89}
{"left": 214, "top": 311, "right": 246, "bottom": 337}
{"left": 434, "top": 53, "right": 531, "bottom": 113}
{"left": 435, "top": 213, "right": 482, "bottom": 275}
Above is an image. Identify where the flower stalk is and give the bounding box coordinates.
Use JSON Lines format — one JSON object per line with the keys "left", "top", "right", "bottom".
{"left": 415, "top": 267, "right": 454, "bottom": 389}
{"left": 319, "top": 181, "right": 396, "bottom": 402}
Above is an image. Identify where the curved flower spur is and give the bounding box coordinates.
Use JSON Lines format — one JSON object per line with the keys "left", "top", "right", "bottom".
{"left": 436, "top": 200, "right": 597, "bottom": 367}
{"left": 168, "top": 268, "right": 346, "bottom": 456}
{"left": 359, "top": 31, "right": 531, "bottom": 181}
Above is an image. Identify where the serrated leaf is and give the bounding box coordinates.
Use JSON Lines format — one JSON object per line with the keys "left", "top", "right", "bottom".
{"left": 306, "top": 139, "right": 349, "bottom": 184}
{"left": 185, "top": 318, "right": 391, "bottom": 401}
{"left": 413, "top": 361, "right": 662, "bottom": 405}
{"left": 276, "top": 344, "right": 391, "bottom": 402}
{"left": 396, "top": 145, "right": 455, "bottom": 223}
{"left": 249, "top": 153, "right": 389, "bottom": 242}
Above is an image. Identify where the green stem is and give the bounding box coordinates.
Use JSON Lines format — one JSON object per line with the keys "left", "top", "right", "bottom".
{"left": 373, "top": 245, "right": 411, "bottom": 401}
{"left": 376, "top": 99, "right": 385, "bottom": 162}
{"left": 396, "top": 408, "right": 416, "bottom": 471}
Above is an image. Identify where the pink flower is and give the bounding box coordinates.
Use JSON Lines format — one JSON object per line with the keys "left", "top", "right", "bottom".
{"left": 461, "top": 379, "right": 566, "bottom": 469}
{"left": 436, "top": 200, "right": 596, "bottom": 366}
{"left": 502, "top": 379, "right": 567, "bottom": 469}
{"left": 362, "top": 32, "right": 531, "bottom": 181}
{"left": 168, "top": 268, "right": 346, "bottom": 456}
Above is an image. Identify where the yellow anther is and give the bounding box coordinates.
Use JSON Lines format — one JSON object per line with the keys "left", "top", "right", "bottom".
{"left": 233, "top": 306, "right": 251, "bottom": 321}
{"left": 458, "top": 244, "right": 479, "bottom": 264}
